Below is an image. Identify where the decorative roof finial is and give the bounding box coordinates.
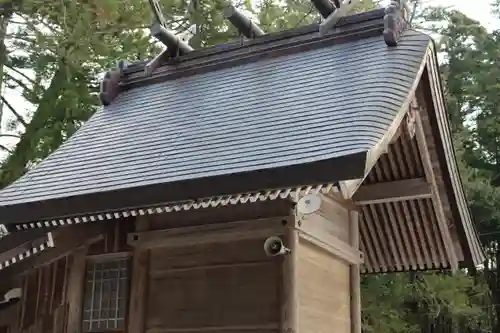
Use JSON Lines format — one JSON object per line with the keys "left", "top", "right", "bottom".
{"left": 99, "top": 60, "right": 129, "bottom": 106}
{"left": 383, "top": 0, "right": 410, "bottom": 46}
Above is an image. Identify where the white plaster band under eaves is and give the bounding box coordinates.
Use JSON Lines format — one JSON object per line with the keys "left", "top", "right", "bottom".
{"left": 0, "top": 232, "right": 54, "bottom": 271}
{"left": 14, "top": 183, "right": 339, "bottom": 231}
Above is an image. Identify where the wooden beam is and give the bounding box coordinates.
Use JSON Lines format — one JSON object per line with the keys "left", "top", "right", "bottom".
{"left": 0, "top": 222, "right": 109, "bottom": 281}
{"left": 128, "top": 249, "right": 149, "bottom": 333}
{"left": 297, "top": 229, "right": 363, "bottom": 265}
{"left": 0, "top": 228, "right": 57, "bottom": 266}
{"left": 414, "top": 108, "right": 459, "bottom": 272}
{"left": 352, "top": 178, "right": 432, "bottom": 205}
{"left": 0, "top": 229, "right": 49, "bottom": 253}
{"left": 127, "top": 217, "right": 287, "bottom": 249}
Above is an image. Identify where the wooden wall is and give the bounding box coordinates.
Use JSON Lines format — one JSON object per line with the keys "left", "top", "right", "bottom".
{"left": 297, "top": 239, "right": 351, "bottom": 333}
{"left": 0, "top": 199, "right": 363, "bottom": 333}
{"left": 16, "top": 256, "right": 69, "bottom": 333}
{"left": 0, "top": 219, "right": 133, "bottom": 333}
{"left": 146, "top": 239, "right": 282, "bottom": 333}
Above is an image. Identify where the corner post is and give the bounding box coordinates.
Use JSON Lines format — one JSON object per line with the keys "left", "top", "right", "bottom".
{"left": 66, "top": 247, "right": 87, "bottom": 333}
{"left": 349, "top": 210, "right": 361, "bottom": 333}
{"left": 282, "top": 224, "right": 299, "bottom": 333}
{"left": 128, "top": 217, "right": 150, "bottom": 333}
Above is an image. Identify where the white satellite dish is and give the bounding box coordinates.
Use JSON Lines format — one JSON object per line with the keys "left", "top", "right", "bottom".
{"left": 296, "top": 194, "right": 321, "bottom": 215}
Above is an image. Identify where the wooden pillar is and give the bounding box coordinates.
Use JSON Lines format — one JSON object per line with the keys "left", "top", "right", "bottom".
{"left": 349, "top": 211, "right": 361, "bottom": 333}
{"left": 65, "top": 247, "right": 87, "bottom": 333}
{"left": 128, "top": 217, "right": 150, "bottom": 333}
{"left": 128, "top": 250, "right": 149, "bottom": 333}
{"left": 281, "top": 226, "right": 298, "bottom": 333}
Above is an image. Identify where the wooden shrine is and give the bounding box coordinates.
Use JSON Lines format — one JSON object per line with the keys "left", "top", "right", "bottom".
{"left": 0, "top": 2, "right": 483, "bottom": 333}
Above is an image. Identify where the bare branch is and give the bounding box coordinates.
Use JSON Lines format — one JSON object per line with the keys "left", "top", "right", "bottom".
{"left": 16, "top": 12, "right": 59, "bottom": 34}
{"left": 0, "top": 133, "right": 20, "bottom": 139}
{"left": 1, "top": 96, "right": 27, "bottom": 127}
{"left": 409, "top": 0, "right": 419, "bottom": 25}
{"left": 0, "top": 144, "right": 12, "bottom": 153}
{"left": 0, "top": 134, "right": 20, "bottom": 139}
{"left": 5, "top": 65, "right": 36, "bottom": 85}
{"left": 5, "top": 72, "right": 33, "bottom": 93}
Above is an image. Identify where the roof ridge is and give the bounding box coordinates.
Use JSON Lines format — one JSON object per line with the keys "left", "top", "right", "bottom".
{"left": 99, "top": 2, "right": 411, "bottom": 106}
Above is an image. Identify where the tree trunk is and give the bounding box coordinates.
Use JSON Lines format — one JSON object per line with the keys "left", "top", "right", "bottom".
{"left": 0, "top": 64, "right": 68, "bottom": 188}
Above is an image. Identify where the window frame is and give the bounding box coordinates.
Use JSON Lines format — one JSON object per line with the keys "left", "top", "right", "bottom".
{"left": 81, "top": 252, "right": 132, "bottom": 333}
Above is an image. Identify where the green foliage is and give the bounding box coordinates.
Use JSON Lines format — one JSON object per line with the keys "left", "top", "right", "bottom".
{"left": 362, "top": 274, "right": 418, "bottom": 333}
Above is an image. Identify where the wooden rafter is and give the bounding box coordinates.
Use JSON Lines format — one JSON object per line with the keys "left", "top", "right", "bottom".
{"left": 353, "top": 178, "right": 432, "bottom": 205}
{"left": 0, "top": 229, "right": 52, "bottom": 264}
{"left": 0, "top": 222, "right": 110, "bottom": 281}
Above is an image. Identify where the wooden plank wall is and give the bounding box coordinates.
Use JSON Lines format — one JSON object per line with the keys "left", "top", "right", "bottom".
{"left": 16, "top": 254, "right": 70, "bottom": 333}
{"left": 297, "top": 239, "right": 351, "bottom": 333}
{"left": 0, "top": 219, "right": 133, "bottom": 333}
{"left": 146, "top": 238, "right": 282, "bottom": 333}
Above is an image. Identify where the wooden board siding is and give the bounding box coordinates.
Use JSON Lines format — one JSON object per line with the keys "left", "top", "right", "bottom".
{"left": 0, "top": 219, "right": 132, "bottom": 333}
{"left": 146, "top": 239, "right": 282, "bottom": 333}
{"left": 297, "top": 239, "right": 351, "bottom": 333}
{"left": 16, "top": 255, "right": 70, "bottom": 333}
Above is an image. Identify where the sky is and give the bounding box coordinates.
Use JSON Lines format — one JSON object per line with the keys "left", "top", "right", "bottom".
{"left": 431, "top": 0, "right": 498, "bottom": 29}
{"left": 0, "top": 0, "right": 497, "bottom": 156}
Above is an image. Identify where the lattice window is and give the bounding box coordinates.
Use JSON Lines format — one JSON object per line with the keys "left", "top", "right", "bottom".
{"left": 82, "top": 256, "right": 130, "bottom": 332}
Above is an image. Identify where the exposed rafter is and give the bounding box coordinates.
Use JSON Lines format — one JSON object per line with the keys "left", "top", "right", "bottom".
{"left": 0, "top": 223, "right": 110, "bottom": 280}
{"left": 223, "top": 4, "right": 265, "bottom": 39}
{"left": 413, "top": 101, "right": 459, "bottom": 272}
{"left": 0, "top": 231, "right": 54, "bottom": 270}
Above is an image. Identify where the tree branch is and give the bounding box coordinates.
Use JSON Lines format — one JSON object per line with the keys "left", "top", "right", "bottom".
{"left": 0, "top": 134, "right": 20, "bottom": 139}
{"left": 0, "top": 62, "right": 68, "bottom": 187}
{"left": 16, "top": 12, "right": 59, "bottom": 34}
{"left": 1, "top": 95, "right": 27, "bottom": 127}
{"left": 0, "top": 144, "right": 12, "bottom": 153}
{"left": 5, "top": 65, "right": 36, "bottom": 85}
{"left": 409, "top": 0, "right": 420, "bottom": 25}
{"left": 4, "top": 72, "right": 33, "bottom": 93}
